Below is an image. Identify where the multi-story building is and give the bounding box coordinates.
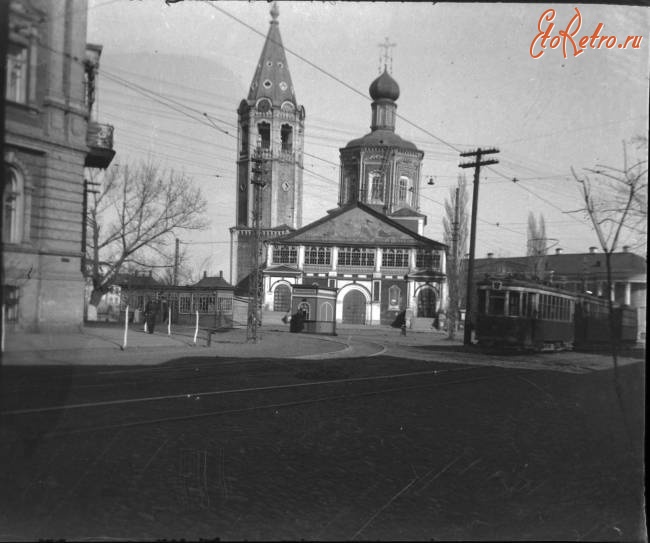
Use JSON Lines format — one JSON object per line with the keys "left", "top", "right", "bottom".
{"left": 3, "top": 0, "right": 114, "bottom": 331}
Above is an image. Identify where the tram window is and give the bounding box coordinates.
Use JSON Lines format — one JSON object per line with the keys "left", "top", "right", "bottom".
{"left": 508, "top": 291, "right": 520, "bottom": 316}
{"left": 489, "top": 291, "right": 506, "bottom": 315}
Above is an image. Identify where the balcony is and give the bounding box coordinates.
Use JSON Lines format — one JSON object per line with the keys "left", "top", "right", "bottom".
{"left": 85, "top": 121, "right": 116, "bottom": 169}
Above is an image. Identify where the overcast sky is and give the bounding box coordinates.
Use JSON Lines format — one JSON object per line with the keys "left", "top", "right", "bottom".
{"left": 87, "top": 1, "right": 649, "bottom": 281}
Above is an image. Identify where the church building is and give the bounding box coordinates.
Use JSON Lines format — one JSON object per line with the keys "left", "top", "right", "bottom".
{"left": 229, "top": 3, "right": 447, "bottom": 326}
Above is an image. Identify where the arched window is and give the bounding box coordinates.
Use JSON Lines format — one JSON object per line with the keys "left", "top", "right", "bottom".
{"left": 273, "top": 284, "right": 291, "bottom": 312}
{"left": 257, "top": 121, "right": 271, "bottom": 149}
{"left": 281, "top": 124, "right": 293, "bottom": 152}
{"left": 3, "top": 166, "right": 23, "bottom": 244}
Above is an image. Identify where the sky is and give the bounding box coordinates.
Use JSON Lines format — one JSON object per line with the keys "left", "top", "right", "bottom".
{"left": 86, "top": 1, "right": 649, "bottom": 283}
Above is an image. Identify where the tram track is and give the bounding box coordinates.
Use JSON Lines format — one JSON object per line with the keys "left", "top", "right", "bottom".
{"left": 2, "top": 364, "right": 525, "bottom": 441}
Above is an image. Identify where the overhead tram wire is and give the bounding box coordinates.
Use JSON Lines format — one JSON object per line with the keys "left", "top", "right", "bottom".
{"left": 41, "top": 22, "right": 594, "bottom": 229}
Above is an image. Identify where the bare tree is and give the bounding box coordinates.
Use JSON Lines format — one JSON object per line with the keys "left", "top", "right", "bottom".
{"left": 526, "top": 212, "right": 547, "bottom": 279}
{"left": 442, "top": 174, "right": 469, "bottom": 339}
{"left": 86, "top": 161, "right": 209, "bottom": 310}
{"left": 570, "top": 138, "right": 647, "bottom": 445}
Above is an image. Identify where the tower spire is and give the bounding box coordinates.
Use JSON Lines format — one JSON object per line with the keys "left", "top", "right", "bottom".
{"left": 247, "top": 0, "right": 296, "bottom": 106}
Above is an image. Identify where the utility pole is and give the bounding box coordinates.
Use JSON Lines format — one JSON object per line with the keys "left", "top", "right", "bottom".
{"left": 449, "top": 187, "right": 460, "bottom": 337}
{"left": 459, "top": 147, "right": 499, "bottom": 346}
{"left": 173, "top": 237, "right": 180, "bottom": 286}
{"left": 247, "top": 144, "right": 267, "bottom": 343}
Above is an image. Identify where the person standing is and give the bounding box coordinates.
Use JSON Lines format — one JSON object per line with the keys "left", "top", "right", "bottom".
{"left": 145, "top": 296, "right": 159, "bottom": 334}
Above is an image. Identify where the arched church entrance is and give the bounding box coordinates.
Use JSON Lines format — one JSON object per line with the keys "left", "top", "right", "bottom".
{"left": 273, "top": 284, "right": 291, "bottom": 312}
{"left": 342, "top": 290, "right": 366, "bottom": 325}
{"left": 417, "top": 287, "right": 437, "bottom": 318}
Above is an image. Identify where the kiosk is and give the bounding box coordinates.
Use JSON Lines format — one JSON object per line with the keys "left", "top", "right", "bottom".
{"left": 290, "top": 285, "right": 338, "bottom": 335}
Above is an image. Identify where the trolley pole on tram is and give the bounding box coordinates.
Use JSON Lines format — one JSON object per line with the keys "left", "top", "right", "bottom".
{"left": 247, "top": 145, "right": 267, "bottom": 343}
{"left": 459, "top": 147, "right": 499, "bottom": 346}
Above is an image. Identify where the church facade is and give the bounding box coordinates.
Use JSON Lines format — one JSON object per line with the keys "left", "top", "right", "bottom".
{"left": 229, "top": 3, "right": 447, "bottom": 326}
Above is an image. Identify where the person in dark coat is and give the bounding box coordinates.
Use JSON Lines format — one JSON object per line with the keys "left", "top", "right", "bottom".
{"left": 145, "top": 297, "right": 159, "bottom": 334}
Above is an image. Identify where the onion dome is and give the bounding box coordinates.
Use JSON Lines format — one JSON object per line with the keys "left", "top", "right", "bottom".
{"left": 369, "top": 68, "right": 400, "bottom": 101}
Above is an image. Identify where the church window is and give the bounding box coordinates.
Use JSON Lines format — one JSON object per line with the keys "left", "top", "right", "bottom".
{"left": 398, "top": 176, "right": 411, "bottom": 204}
{"left": 3, "top": 166, "right": 24, "bottom": 244}
{"left": 382, "top": 248, "right": 409, "bottom": 268}
{"left": 368, "top": 171, "right": 384, "bottom": 203}
{"left": 416, "top": 249, "right": 432, "bottom": 268}
{"left": 388, "top": 285, "right": 402, "bottom": 310}
{"left": 305, "top": 246, "right": 331, "bottom": 265}
{"left": 416, "top": 249, "right": 442, "bottom": 270}
{"left": 266, "top": 60, "right": 273, "bottom": 67}
{"left": 263, "top": 79, "right": 273, "bottom": 89}
{"left": 338, "top": 247, "right": 375, "bottom": 267}
{"left": 281, "top": 124, "right": 293, "bottom": 152}
{"left": 272, "top": 245, "right": 297, "bottom": 264}
{"left": 258, "top": 122, "right": 271, "bottom": 149}
{"left": 241, "top": 125, "right": 249, "bottom": 155}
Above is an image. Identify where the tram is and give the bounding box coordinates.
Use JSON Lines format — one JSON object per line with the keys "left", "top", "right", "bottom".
{"left": 475, "top": 277, "right": 637, "bottom": 351}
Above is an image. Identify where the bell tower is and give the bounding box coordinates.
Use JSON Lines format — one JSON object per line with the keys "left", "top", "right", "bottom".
{"left": 230, "top": 2, "right": 306, "bottom": 285}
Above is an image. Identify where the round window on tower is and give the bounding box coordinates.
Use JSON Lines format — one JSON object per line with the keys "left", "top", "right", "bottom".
{"left": 278, "top": 61, "right": 284, "bottom": 68}
{"left": 266, "top": 60, "right": 273, "bottom": 67}
{"left": 279, "top": 81, "right": 288, "bottom": 91}
{"left": 263, "top": 80, "right": 273, "bottom": 89}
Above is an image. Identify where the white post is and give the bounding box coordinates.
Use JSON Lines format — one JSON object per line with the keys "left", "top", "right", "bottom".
{"left": 121, "top": 305, "right": 129, "bottom": 350}
{"left": 167, "top": 306, "right": 172, "bottom": 335}
{"left": 193, "top": 310, "right": 199, "bottom": 345}
{"left": 1, "top": 304, "right": 5, "bottom": 353}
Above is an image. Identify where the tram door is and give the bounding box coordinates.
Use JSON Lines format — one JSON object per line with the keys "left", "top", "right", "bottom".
{"left": 342, "top": 290, "right": 366, "bottom": 324}
{"left": 417, "top": 288, "right": 437, "bottom": 318}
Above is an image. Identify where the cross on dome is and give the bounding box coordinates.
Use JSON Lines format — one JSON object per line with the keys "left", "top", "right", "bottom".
{"left": 378, "top": 37, "right": 396, "bottom": 73}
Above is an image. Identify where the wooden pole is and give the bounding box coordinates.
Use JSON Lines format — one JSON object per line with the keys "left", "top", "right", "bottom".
{"left": 121, "top": 305, "right": 129, "bottom": 350}
{"left": 193, "top": 310, "right": 199, "bottom": 345}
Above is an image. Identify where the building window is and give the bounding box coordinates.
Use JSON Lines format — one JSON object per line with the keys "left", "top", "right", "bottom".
{"left": 397, "top": 176, "right": 410, "bottom": 203}
{"left": 305, "top": 246, "right": 331, "bottom": 265}
{"left": 217, "top": 296, "right": 233, "bottom": 312}
{"left": 241, "top": 125, "right": 249, "bottom": 155}
{"left": 258, "top": 122, "right": 271, "bottom": 149}
{"left": 338, "top": 247, "right": 375, "bottom": 267}
{"left": 416, "top": 250, "right": 441, "bottom": 270}
{"left": 281, "top": 124, "right": 293, "bottom": 152}
{"left": 388, "top": 285, "right": 402, "bottom": 310}
{"left": 382, "top": 248, "right": 409, "bottom": 268}
{"left": 373, "top": 280, "right": 381, "bottom": 302}
{"left": 299, "top": 301, "right": 310, "bottom": 319}
{"left": 193, "top": 294, "right": 215, "bottom": 313}
{"left": 3, "top": 166, "right": 23, "bottom": 244}
{"left": 5, "top": 15, "right": 37, "bottom": 106}
{"left": 272, "top": 245, "right": 297, "bottom": 264}
{"left": 273, "top": 284, "right": 291, "bottom": 312}
{"left": 179, "top": 294, "right": 192, "bottom": 314}
{"left": 368, "top": 171, "right": 384, "bottom": 203}
{"left": 3, "top": 285, "right": 20, "bottom": 322}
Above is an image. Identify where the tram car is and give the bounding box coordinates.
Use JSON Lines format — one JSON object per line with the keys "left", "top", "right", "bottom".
{"left": 475, "top": 277, "right": 637, "bottom": 351}
{"left": 574, "top": 293, "right": 638, "bottom": 350}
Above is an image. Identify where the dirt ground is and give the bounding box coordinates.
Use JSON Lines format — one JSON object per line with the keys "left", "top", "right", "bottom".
{"left": 0, "top": 355, "right": 645, "bottom": 541}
